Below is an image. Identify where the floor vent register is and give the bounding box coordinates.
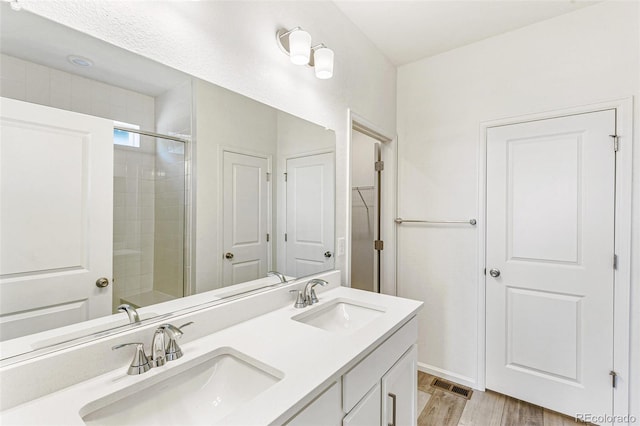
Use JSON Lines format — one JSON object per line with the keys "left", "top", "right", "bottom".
{"left": 430, "top": 377, "right": 473, "bottom": 400}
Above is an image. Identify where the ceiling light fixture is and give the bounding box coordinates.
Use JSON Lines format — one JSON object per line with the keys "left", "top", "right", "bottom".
{"left": 67, "top": 55, "right": 94, "bottom": 67}
{"left": 8, "top": 0, "right": 21, "bottom": 11}
{"left": 276, "top": 27, "right": 334, "bottom": 79}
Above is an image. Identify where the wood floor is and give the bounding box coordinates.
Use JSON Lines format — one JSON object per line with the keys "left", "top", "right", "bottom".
{"left": 417, "top": 372, "right": 583, "bottom": 426}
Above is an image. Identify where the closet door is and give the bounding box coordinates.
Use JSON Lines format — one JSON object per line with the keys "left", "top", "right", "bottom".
{"left": 222, "top": 150, "right": 269, "bottom": 286}
{"left": 486, "top": 110, "right": 616, "bottom": 417}
{"left": 285, "top": 152, "right": 335, "bottom": 276}
{"left": 0, "top": 97, "right": 113, "bottom": 340}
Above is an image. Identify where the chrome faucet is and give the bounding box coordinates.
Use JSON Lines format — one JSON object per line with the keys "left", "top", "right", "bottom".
{"left": 150, "top": 327, "right": 169, "bottom": 367}
{"left": 113, "top": 322, "right": 193, "bottom": 375}
{"left": 267, "top": 271, "right": 287, "bottom": 283}
{"left": 305, "top": 279, "right": 328, "bottom": 305}
{"left": 117, "top": 303, "right": 140, "bottom": 324}
{"left": 290, "top": 279, "right": 329, "bottom": 308}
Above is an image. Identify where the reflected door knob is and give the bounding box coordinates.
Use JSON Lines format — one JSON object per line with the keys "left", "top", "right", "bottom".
{"left": 225, "top": 252, "right": 234, "bottom": 260}
{"left": 324, "top": 251, "right": 332, "bottom": 258}
{"left": 96, "top": 277, "right": 110, "bottom": 288}
{"left": 489, "top": 268, "right": 501, "bottom": 278}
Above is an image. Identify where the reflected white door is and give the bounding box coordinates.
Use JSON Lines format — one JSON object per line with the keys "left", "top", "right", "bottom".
{"left": 285, "top": 152, "right": 334, "bottom": 276}
{"left": 0, "top": 97, "right": 113, "bottom": 340}
{"left": 486, "top": 110, "right": 615, "bottom": 417}
{"left": 222, "top": 151, "right": 269, "bottom": 286}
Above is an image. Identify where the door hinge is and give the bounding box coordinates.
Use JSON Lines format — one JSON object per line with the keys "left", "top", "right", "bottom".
{"left": 266, "top": 233, "right": 270, "bottom": 242}
{"left": 374, "top": 240, "right": 384, "bottom": 251}
{"left": 610, "top": 134, "right": 619, "bottom": 152}
{"left": 284, "top": 233, "right": 288, "bottom": 242}
{"left": 613, "top": 254, "right": 618, "bottom": 270}
{"left": 374, "top": 160, "right": 384, "bottom": 172}
{"left": 484, "top": 268, "right": 486, "bottom": 276}
{"left": 610, "top": 370, "right": 618, "bottom": 388}
{"left": 284, "top": 172, "right": 288, "bottom": 182}
{"left": 266, "top": 172, "right": 271, "bottom": 182}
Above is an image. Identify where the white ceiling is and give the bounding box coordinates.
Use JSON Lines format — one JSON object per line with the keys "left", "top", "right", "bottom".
{"left": 333, "top": 0, "right": 599, "bottom": 66}
{"left": 0, "top": 2, "right": 189, "bottom": 96}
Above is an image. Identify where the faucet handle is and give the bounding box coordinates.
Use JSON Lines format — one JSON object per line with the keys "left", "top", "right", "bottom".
{"left": 112, "top": 342, "right": 151, "bottom": 375}
{"left": 163, "top": 322, "right": 194, "bottom": 361}
{"left": 289, "top": 289, "right": 307, "bottom": 308}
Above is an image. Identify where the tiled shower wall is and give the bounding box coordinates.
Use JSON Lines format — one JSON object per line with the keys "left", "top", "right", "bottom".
{"left": 113, "top": 141, "right": 157, "bottom": 309}
{"left": 0, "top": 54, "right": 156, "bottom": 311}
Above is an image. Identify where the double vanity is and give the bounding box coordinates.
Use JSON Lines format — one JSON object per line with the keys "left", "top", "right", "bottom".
{"left": 0, "top": 271, "right": 422, "bottom": 425}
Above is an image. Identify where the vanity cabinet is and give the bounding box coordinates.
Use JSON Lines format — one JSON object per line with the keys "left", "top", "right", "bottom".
{"left": 288, "top": 317, "right": 418, "bottom": 426}
{"left": 381, "top": 345, "right": 418, "bottom": 426}
{"left": 342, "top": 317, "right": 417, "bottom": 423}
{"left": 342, "top": 382, "right": 381, "bottom": 426}
{"left": 285, "top": 381, "right": 343, "bottom": 426}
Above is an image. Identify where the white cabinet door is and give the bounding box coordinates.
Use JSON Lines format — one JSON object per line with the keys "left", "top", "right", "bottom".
{"left": 343, "top": 383, "right": 381, "bottom": 426}
{"left": 222, "top": 151, "right": 269, "bottom": 286}
{"left": 285, "top": 152, "right": 334, "bottom": 277}
{"left": 486, "top": 110, "right": 615, "bottom": 417}
{"left": 381, "top": 345, "right": 417, "bottom": 426}
{"left": 0, "top": 97, "right": 113, "bottom": 340}
{"left": 286, "top": 381, "right": 343, "bottom": 426}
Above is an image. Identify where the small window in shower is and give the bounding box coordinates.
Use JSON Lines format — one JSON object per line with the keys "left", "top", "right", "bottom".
{"left": 113, "top": 121, "right": 140, "bottom": 147}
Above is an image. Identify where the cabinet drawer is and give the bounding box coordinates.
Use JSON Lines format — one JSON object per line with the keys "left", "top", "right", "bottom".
{"left": 342, "top": 316, "right": 417, "bottom": 412}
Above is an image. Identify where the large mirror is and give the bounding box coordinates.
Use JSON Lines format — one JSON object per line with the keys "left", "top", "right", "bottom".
{"left": 0, "top": 5, "right": 335, "bottom": 361}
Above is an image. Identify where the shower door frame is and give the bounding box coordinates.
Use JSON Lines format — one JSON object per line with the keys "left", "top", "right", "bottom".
{"left": 113, "top": 125, "right": 192, "bottom": 300}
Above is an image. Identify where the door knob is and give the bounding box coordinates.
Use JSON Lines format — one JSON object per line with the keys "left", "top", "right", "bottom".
{"left": 489, "top": 268, "right": 501, "bottom": 278}
{"left": 324, "top": 251, "right": 332, "bottom": 258}
{"left": 225, "top": 252, "right": 234, "bottom": 260}
{"left": 96, "top": 277, "right": 110, "bottom": 288}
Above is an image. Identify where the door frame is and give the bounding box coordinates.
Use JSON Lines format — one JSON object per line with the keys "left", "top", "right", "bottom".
{"left": 217, "top": 145, "right": 273, "bottom": 285}
{"left": 347, "top": 110, "right": 397, "bottom": 296}
{"left": 477, "top": 97, "right": 633, "bottom": 419}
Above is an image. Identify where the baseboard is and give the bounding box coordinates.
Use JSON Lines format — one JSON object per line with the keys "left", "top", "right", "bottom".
{"left": 417, "top": 362, "right": 481, "bottom": 390}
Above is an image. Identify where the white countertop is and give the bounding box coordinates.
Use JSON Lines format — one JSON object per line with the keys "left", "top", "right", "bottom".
{"left": 0, "top": 286, "right": 422, "bottom": 425}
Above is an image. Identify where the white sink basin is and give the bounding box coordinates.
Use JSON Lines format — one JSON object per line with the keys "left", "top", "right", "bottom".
{"left": 292, "top": 298, "right": 385, "bottom": 333}
{"left": 80, "top": 348, "right": 282, "bottom": 425}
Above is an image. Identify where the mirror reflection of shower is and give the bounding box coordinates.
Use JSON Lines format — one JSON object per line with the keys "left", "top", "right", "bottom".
{"left": 112, "top": 127, "right": 188, "bottom": 312}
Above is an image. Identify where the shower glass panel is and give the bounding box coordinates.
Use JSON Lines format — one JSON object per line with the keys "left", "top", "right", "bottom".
{"left": 112, "top": 133, "right": 186, "bottom": 311}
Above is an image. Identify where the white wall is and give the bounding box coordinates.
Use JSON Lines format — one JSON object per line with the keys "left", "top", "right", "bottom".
{"left": 397, "top": 0, "right": 639, "bottom": 416}
{"left": 23, "top": 0, "right": 398, "bottom": 285}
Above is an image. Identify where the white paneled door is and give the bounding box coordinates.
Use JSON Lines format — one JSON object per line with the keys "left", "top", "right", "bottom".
{"left": 285, "top": 153, "right": 335, "bottom": 277}
{"left": 486, "top": 110, "right": 616, "bottom": 417}
{"left": 0, "top": 97, "right": 113, "bottom": 340}
{"left": 222, "top": 151, "right": 269, "bottom": 286}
